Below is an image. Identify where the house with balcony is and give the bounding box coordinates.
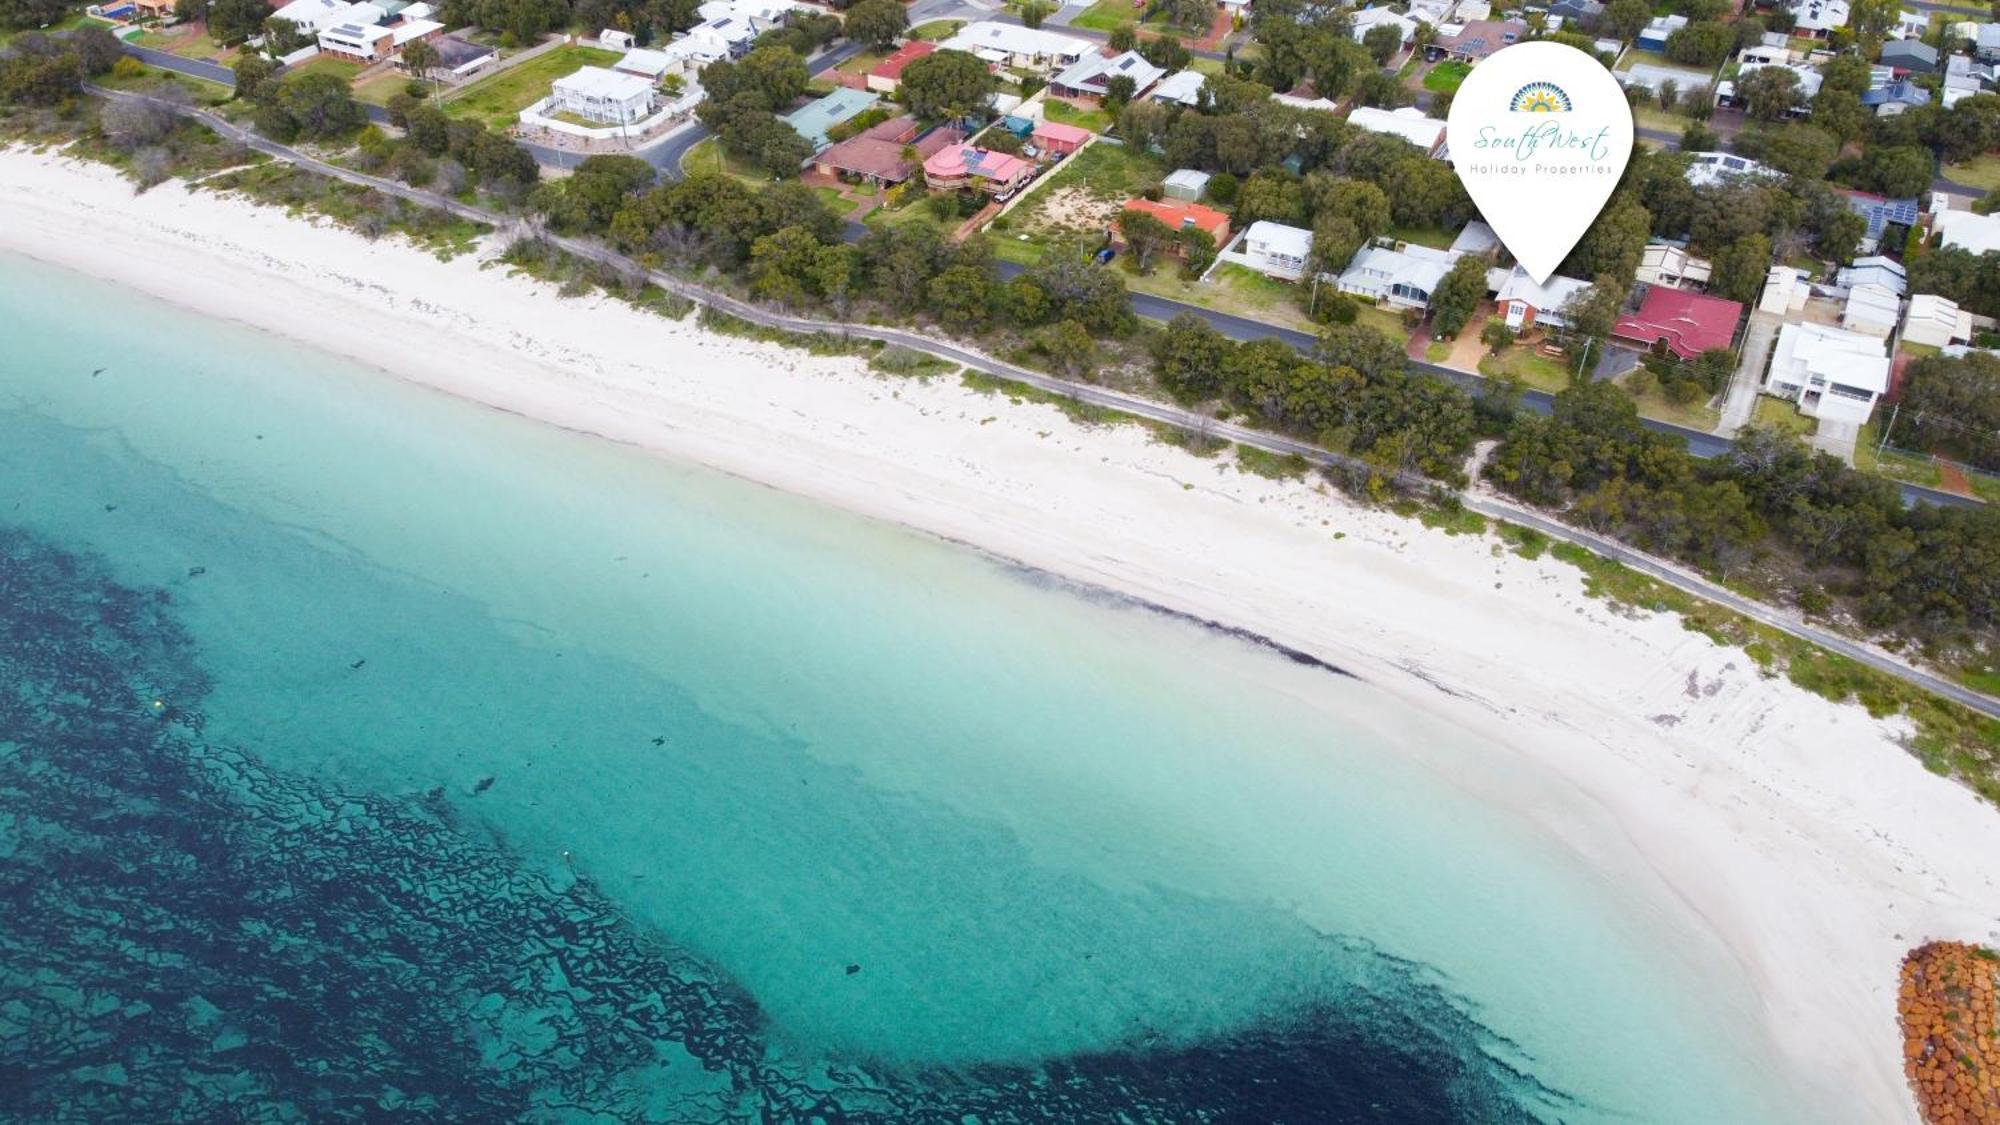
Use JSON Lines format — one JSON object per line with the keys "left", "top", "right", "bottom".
{"left": 1490, "top": 265, "right": 1591, "bottom": 331}
{"left": 1762, "top": 322, "right": 1890, "bottom": 424}
{"left": 923, "top": 143, "right": 1035, "bottom": 198}
{"left": 1336, "top": 240, "right": 1461, "bottom": 310}
{"left": 547, "top": 66, "right": 658, "bottom": 125}
{"left": 1232, "top": 221, "right": 1315, "bottom": 281}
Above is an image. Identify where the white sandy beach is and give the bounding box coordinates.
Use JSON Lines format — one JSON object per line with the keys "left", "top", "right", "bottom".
{"left": 4, "top": 147, "right": 1998, "bottom": 1122}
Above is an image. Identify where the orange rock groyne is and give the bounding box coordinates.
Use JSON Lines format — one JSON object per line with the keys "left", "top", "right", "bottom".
{"left": 1900, "top": 942, "right": 2000, "bottom": 1124}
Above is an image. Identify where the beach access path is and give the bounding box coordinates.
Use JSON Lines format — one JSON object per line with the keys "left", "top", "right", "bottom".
{"left": 79, "top": 83, "right": 2000, "bottom": 725}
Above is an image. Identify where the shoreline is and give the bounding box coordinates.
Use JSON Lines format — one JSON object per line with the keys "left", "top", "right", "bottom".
{"left": 6, "top": 146, "right": 2000, "bottom": 1122}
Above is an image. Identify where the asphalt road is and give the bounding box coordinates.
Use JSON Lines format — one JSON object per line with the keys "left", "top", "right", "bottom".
{"left": 74, "top": 81, "right": 2000, "bottom": 722}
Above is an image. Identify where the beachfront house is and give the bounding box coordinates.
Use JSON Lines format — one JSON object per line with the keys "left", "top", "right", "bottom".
{"left": 782, "top": 88, "right": 880, "bottom": 152}
{"left": 1490, "top": 266, "right": 1592, "bottom": 331}
{"left": 1233, "top": 221, "right": 1315, "bottom": 282}
{"left": 1336, "top": 240, "right": 1461, "bottom": 310}
{"left": 815, "top": 116, "right": 960, "bottom": 186}
{"left": 1762, "top": 322, "right": 1890, "bottom": 424}
{"left": 1611, "top": 285, "right": 1744, "bottom": 359}
{"left": 1114, "top": 199, "right": 1232, "bottom": 258}
{"left": 939, "top": 22, "right": 1093, "bottom": 75}
{"left": 547, "top": 66, "right": 658, "bottom": 125}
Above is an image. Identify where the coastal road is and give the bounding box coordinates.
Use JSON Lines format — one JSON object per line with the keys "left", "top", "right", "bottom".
{"left": 86, "top": 83, "right": 2000, "bottom": 723}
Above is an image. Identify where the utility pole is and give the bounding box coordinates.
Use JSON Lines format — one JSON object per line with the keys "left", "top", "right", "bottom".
{"left": 1877, "top": 400, "right": 1899, "bottom": 455}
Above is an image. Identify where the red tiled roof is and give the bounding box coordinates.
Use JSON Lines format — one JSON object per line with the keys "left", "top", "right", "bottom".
{"left": 869, "top": 40, "right": 936, "bottom": 81}
{"left": 1121, "top": 198, "right": 1229, "bottom": 242}
{"left": 1031, "top": 120, "right": 1092, "bottom": 145}
{"left": 1612, "top": 285, "right": 1744, "bottom": 360}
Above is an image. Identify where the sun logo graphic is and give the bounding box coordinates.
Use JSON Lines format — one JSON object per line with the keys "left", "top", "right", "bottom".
{"left": 1509, "top": 81, "right": 1572, "bottom": 112}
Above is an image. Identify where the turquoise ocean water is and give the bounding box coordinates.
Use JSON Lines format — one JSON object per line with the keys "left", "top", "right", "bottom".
{"left": 0, "top": 252, "right": 1824, "bottom": 1121}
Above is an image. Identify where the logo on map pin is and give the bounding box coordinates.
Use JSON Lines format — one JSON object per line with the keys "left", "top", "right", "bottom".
{"left": 1446, "top": 42, "right": 1633, "bottom": 284}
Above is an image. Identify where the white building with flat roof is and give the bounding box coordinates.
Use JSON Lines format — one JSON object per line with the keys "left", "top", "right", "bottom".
{"left": 614, "top": 48, "right": 677, "bottom": 81}
{"left": 271, "top": 0, "right": 379, "bottom": 34}
{"left": 1763, "top": 322, "right": 1890, "bottom": 424}
{"left": 1841, "top": 284, "right": 1902, "bottom": 338}
{"left": 1935, "top": 209, "right": 2000, "bottom": 255}
{"left": 548, "top": 66, "right": 658, "bottom": 124}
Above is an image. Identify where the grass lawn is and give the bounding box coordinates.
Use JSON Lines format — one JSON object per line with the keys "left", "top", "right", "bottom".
{"left": 0, "top": 11, "right": 106, "bottom": 45}
{"left": 1350, "top": 301, "right": 1409, "bottom": 343}
{"left": 1751, "top": 395, "right": 1817, "bottom": 436}
{"left": 443, "top": 44, "right": 622, "bottom": 131}
{"left": 908, "top": 19, "right": 963, "bottom": 40}
{"left": 1381, "top": 222, "right": 1454, "bottom": 250}
{"left": 1425, "top": 339, "right": 1452, "bottom": 362}
{"left": 989, "top": 232, "right": 1047, "bottom": 266}
{"left": 1479, "top": 343, "right": 1574, "bottom": 393}
{"left": 354, "top": 71, "right": 426, "bottom": 107}
{"left": 1042, "top": 98, "right": 1114, "bottom": 134}
{"left": 97, "top": 63, "right": 233, "bottom": 105}
{"left": 834, "top": 48, "right": 887, "bottom": 76}
{"left": 1423, "top": 61, "right": 1471, "bottom": 94}
{"left": 1897, "top": 340, "right": 1943, "bottom": 361}
{"left": 1942, "top": 154, "right": 2000, "bottom": 193}
{"left": 1072, "top": 0, "right": 1149, "bottom": 31}
{"left": 1856, "top": 418, "right": 1945, "bottom": 488}
{"left": 284, "top": 54, "right": 366, "bottom": 85}
{"left": 1124, "top": 262, "right": 1319, "bottom": 331}
{"left": 1619, "top": 373, "right": 1720, "bottom": 430}
{"left": 1630, "top": 103, "right": 1692, "bottom": 137}
{"left": 812, "top": 184, "right": 850, "bottom": 211}
{"left": 680, "top": 135, "right": 782, "bottom": 185}
{"left": 128, "top": 26, "right": 238, "bottom": 64}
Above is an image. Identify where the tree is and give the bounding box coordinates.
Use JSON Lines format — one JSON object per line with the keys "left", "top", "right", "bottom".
{"left": 1019, "top": 0, "right": 1052, "bottom": 27}
{"left": 1481, "top": 319, "right": 1516, "bottom": 354}
{"left": 275, "top": 72, "right": 365, "bottom": 139}
{"left": 1657, "top": 78, "right": 1679, "bottom": 111}
{"left": 232, "top": 51, "right": 276, "bottom": 101}
{"left": 1159, "top": 0, "right": 1216, "bottom": 30}
{"left": 1232, "top": 169, "right": 1304, "bottom": 226}
{"left": 538, "top": 154, "right": 655, "bottom": 232}
{"left": 265, "top": 16, "right": 311, "bottom": 53}
{"left": 735, "top": 44, "right": 810, "bottom": 105}
{"left": 1708, "top": 233, "right": 1772, "bottom": 305}
{"left": 1155, "top": 313, "right": 1232, "bottom": 400}
{"left": 1116, "top": 208, "right": 1178, "bottom": 274}
{"left": 1562, "top": 192, "right": 1651, "bottom": 284}
{"left": 899, "top": 48, "right": 994, "bottom": 120}
{"left": 1108, "top": 24, "right": 1137, "bottom": 52}
{"left": 1736, "top": 65, "right": 1802, "bottom": 121}
{"left": 0, "top": 0, "right": 68, "bottom": 28}
{"left": 1559, "top": 278, "right": 1624, "bottom": 353}
{"left": 205, "top": 0, "right": 271, "bottom": 44}
{"left": 1037, "top": 319, "right": 1097, "bottom": 379}
{"left": 400, "top": 36, "right": 440, "bottom": 85}
{"left": 1104, "top": 73, "right": 1137, "bottom": 112}
{"left": 1854, "top": 144, "right": 1933, "bottom": 198}
{"left": 1428, "top": 254, "right": 1489, "bottom": 339}
{"left": 1664, "top": 20, "right": 1733, "bottom": 67}
{"left": 1738, "top": 122, "right": 1836, "bottom": 178}
{"left": 843, "top": 0, "right": 907, "bottom": 49}
{"left": 925, "top": 263, "right": 996, "bottom": 328}
{"left": 1362, "top": 23, "right": 1402, "bottom": 64}
{"left": 1601, "top": 0, "right": 1650, "bottom": 40}
{"left": 1809, "top": 88, "right": 1866, "bottom": 145}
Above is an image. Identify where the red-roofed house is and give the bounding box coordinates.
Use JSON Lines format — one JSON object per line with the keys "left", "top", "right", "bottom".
{"left": 1031, "top": 120, "right": 1091, "bottom": 155}
{"left": 815, "top": 116, "right": 962, "bottom": 186}
{"left": 867, "top": 40, "right": 936, "bottom": 93}
{"left": 923, "top": 143, "right": 1035, "bottom": 197}
{"left": 1113, "top": 198, "right": 1231, "bottom": 253}
{"left": 1612, "top": 285, "right": 1744, "bottom": 360}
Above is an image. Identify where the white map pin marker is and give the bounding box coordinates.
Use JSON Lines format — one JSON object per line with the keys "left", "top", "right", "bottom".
{"left": 1446, "top": 41, "right": 1633, "bottom": 284}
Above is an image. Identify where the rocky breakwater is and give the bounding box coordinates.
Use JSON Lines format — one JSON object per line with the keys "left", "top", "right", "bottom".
{"left": 1901, "top": 942, "right": 2000, "bottom": 1123}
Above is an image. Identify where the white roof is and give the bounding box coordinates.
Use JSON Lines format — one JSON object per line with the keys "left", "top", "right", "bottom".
{"left": 1736, "top": 59, "right": 1823, "bottom": 99}
{"left": 1769, "top": 321, "right": 1890, "bottom": 392}
{"left": 1490, "top": 264, "right": 1590, "bottom": 310}
{"left": 1790, "top": 0, "right": 1850, "bottom": 31}
{"left": 1450, "top": 220, "right": 1500, "bottom": 255}
{"left": 1346, "top": 105, "right": 1445, "bottom": 150}
{"left": 1836, "top": 254, "right": 1907, "bottom": 294}
{"left": 1340, "top": 242, "right": 1458, "bottom": 295}
{"left": 1272, "top": 92, "right": 1340, "bottom": 112}
{"left": 1351, "top": 6, "right": 1419, "bottom": 40}
{"left": 1620, "top": 62, "right": 1704, "bottom": 93}
{"left": 615, "top": 47, "right": 675, "bottom": 77}
{"left": 321, "top": 19, "right": 392, "bottom": 44}
{"left": 1906, "top": 293, "right": 1967, "bottom": 332}
{"left": 1642, "top": 13, "right": 1687, "bottom": 36}
{"left": 554, "top": 65, "right": 658, "bottom": 100}
{"left": 1052, "top": 48, "right": 1166, "bottom": 94}
{"left": 1842, "top": 284, "right": 1902, "bottom": 331}
{"left": 402, "top": 0, "right": 433, "bottom": 16}
{"left": 1152, "top": 68, "right": 1207, "bottom": 105}
{"left": 1164, "top": 168, "right": 1211, "bottom": 190}
{"left": 271, "top": 0, "right": 351, "bottom": 28}
{"left": 1245, "top": 220, "right": 1314, "bottom": 258}
{"left": 940, "top": 21, "right": 1092, "bottom": 59}
{"left": 390, "top": 18, "right": 440, "bottom": 44}
{"left": 697, "top": 0, "right": 799, "bottom": 24}
{"left": 1935, "top": 209, "right": 2000, "bottom": 255}
{"left": 1685, "top": 150, "right": 1777, "bottom": 186}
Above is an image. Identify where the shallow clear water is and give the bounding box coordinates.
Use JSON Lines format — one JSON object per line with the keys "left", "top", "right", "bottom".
{"left": 0, "top": 252, "right": 1814, "bottom": 1121}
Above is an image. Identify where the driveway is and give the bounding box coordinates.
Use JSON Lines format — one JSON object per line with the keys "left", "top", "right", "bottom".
{"left": 1720, "top": 310, "right": 1779, "bottom": 435}
{"left": 1813, "top": 418, "right": 1861, "bottom": 464}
